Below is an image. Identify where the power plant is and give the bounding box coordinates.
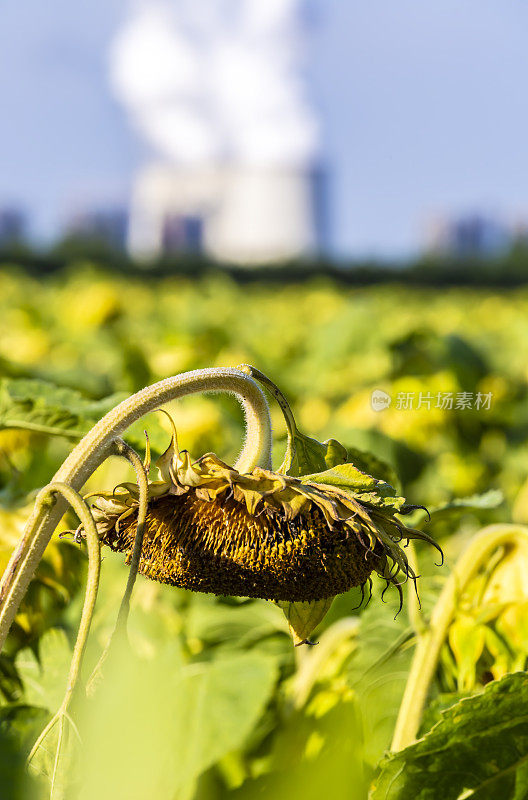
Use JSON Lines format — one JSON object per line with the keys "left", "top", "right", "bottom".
{"left": 110, "top": 0, "right": 324, "bottom": 264}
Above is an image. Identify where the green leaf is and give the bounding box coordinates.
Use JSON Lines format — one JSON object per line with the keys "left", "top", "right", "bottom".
{"left": 347, "top": 589, "right": 414, "bottom": 767}
{"left": 0, "top": 704, "right": 48, "bottom": 800}
{"left": 15, "top": 630, "right": 77, "bottom": 799}
{"left": 345, "top": 447, "right": 400, "bottom": 490}
{"left": 301, "top": 463, "right": 409, "bottom": 513}
{"left": 280, "top": 432, "right": 348, "bottom": 478}
{"left": 430, "top": 489, "right": 504, "bottom": 518}
{"left": 230, "top": 693, "right": 367, "bottom": 800}
{"left": 185, "top": 596, "right": 289, "bottom": 648}
{"left": 28, "top": 710, "right": 79, "bottom": 800}
{"left": 0, "top": 378, "right": 122, "bottom": 439}
{"left": 371, "top": 672, "right": 528, "bottom": 800}
{"left": 409, "top": 490, "right": 503, "bottom": 529}
{"left": 15, "top": 629, "right": 71, "bottom": 712}
{"left": 302, "top": 462, "right": 383, "bottom": 492}
{"left": 0, "top": 377, "right": 169, "bottom": 454}
{"left": 172, "top": 656, "right": 277, "bottom": 786}
{"left": 79, "top": 646, "right": 278, "bottom": 800}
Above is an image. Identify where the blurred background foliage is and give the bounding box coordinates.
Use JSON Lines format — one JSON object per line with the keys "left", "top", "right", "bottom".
{"left": 1, "top": 262, "right": 528, "bottom": 799}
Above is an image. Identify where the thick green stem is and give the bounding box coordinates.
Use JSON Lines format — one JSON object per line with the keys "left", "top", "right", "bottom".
{"left": 391, "top": 524, "right": 528, "bottom": 751}
{"left": 0, "top": 368, "right": 271, "bottom": 652}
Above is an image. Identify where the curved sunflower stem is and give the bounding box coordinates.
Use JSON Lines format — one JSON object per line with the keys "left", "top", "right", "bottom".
{"left": 86, "top": 439, "right": 148, "bottom": 695}
{"left": 27, "top": 482, "right": 100, "bottom": 768}
{"left": 111, "top": 440, "right": 149, "bottom": 633}
{"left": 0, "top": 368, "right": 272, "bottom": 653}
{"left": 238, "top": 365, "right": 298, "bottom": 442}
{"left": 391, "top": 524, "right": 528, "bottom": 751}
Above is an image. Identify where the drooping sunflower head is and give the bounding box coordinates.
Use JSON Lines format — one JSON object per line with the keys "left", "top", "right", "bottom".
{"left": 89, "top": 367, "right": 441, "bottom": 644}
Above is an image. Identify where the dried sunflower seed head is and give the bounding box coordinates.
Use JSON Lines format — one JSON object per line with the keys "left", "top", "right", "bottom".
{"left": 90, "top": 425, "right": 438, "bottom": 633}
{"left": 87, "top": 368, "right": 441, "bottom": 644}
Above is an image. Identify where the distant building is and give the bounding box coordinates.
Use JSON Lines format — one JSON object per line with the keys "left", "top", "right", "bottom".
{"left": 127, "top": 162, "right": 325, "bottom": 264}
{"left": 162, "top": 214, "right": 203, "bottom": 255}
{"left": 66, "top": 208, "right": 129, "bottom": 250}
{"left": 0, "top": 208, "right": 27, "bottom": 246}
{"left": 425, "top": 213, "right": 510, "bottom": 258}
{"left": 127, "top": 164, "right": 220, "bottom": 259}
{"left": 511, "top": 218, "right": 528, "bottom": 247}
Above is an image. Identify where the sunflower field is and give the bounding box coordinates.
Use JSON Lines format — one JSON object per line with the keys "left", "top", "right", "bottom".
{"left": 2, "top": 262, "right": 528, "bottom": 800}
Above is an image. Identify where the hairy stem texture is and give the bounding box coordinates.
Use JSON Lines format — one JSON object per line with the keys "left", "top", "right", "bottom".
{"left": 0, "top": 368, "right": 271, "bottom": 651}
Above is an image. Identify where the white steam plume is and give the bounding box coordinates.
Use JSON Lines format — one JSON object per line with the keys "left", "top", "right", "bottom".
{"left": 109, "top": 0, "right": 318, "bottom": 168}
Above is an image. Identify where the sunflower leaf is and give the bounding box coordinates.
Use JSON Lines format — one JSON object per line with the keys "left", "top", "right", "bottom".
{"left": 0, "top": 377, "right": 168, "bottom": 453}
{"left": 407, "top": 490, "right": 503, "bottom": 529}
{"left": 15, "top": 628, "right": 71, "bottom": 712}
{"left": 79, "top": 645, "right": 278, "bottom": 799}
{"left": 279, "top": 431, "right": 348, "bottom": 477}
{"left": 429, "top": 489, "right": 504, "bottom": 518}
{"left": 371, "top": 672, "right": 528, "bottom": 800}
{"left": 301, "top": 463, "right": 384, "bottom": 492}
{"left": 0, "top": 705, "right": 49, "bottom": 799}
{"left": 345, "top": 446, "right": 400, "bottom": 490}
{"left": 0, "top": 378, "right": 122, "bottom": 439}
{"left": 300, "top": 463, "right": 409, "bottom": 513}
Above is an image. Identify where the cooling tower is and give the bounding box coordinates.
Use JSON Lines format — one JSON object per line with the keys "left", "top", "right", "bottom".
{"left": 206, "top": 165, "right": 318, "bottom": 264}
{"left": 127, "top": 163, "right": 223, "bottom": 258}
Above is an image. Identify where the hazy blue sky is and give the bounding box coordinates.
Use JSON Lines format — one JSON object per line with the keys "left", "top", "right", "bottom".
{"left": 1, "top": 0, "right": 527, "bottom": 257}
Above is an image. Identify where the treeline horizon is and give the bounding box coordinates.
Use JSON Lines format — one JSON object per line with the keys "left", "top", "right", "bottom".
{"left": 3, "top": 237, "right": 528, "bottom": 287}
